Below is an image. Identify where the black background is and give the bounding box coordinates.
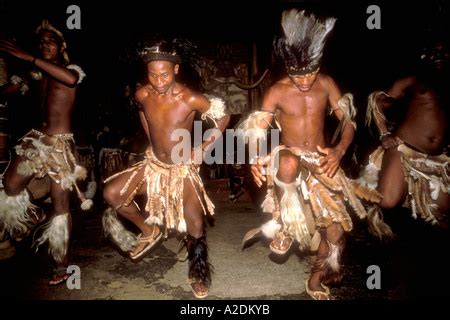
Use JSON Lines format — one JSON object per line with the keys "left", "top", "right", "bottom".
{"left": 1, "top": 0, "right": 449, "bottom": 153}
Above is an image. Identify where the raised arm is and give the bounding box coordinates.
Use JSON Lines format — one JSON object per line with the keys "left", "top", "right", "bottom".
{"left": 0, "top": 39, "right": 80, "bottom": 87}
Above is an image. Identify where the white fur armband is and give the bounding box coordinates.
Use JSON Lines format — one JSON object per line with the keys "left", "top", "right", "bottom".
{"left": 235, "top": 111, "right": 275, "bottom": 143}
{"left": 201, "top": 96, "right": 227, "bottom": 127}
{"left": 67, "top": 64, "right": 86, "bottom": 84}
{"left": 337, "top": 93, "right": 357, "bottom": 130}
{"left": 10, "top": 75, "right": 29, "bottom": 95}
{"left": 29, "top": 70, "right": 42, "bottom": 80}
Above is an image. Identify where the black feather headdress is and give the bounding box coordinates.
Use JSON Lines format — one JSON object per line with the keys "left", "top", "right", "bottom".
{"left": 274, "top": 9, "right": 336, "bottom": 76}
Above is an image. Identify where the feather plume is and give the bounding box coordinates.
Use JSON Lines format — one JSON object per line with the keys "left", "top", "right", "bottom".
{"left": 275, "top": 9, "right": 336, "bottom": 75}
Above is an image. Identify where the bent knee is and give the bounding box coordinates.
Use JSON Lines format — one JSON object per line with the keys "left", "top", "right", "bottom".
{"left": 102, "top": 184, "right": 122, "bottom": 206}
{"left": 276, "top": 155, "right": 299, "bottom": 183}
{"left": 325, "top": 223, "right": 344, "bottom": 242}
{"left": 3, "top": 182, "right": 25, "bottom": 197}
{"left": 380, "top": 196, "right": 400, "bottom": 210}
{"left": 436, "top": 193, "right": 450, "bottom": 212}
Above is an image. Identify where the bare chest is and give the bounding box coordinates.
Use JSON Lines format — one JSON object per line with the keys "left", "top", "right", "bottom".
{"left": 279, "top": 90, "right": 328, "bottom": 117}
{"left": 142, "top": 97, "right": 192, "bottom": 128}
{"left": 408, "top": 87, "right": 445, "bottom": 115}
{"left": 38, "top": 78, "right": 73, "bottom": 101}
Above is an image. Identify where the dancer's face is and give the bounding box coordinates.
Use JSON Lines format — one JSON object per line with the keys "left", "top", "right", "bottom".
{"left": 289, "top": 69, "right": 319, "bottom": 92}
{"left": 38, "top": 30, "right": 63, "bottom": 62}
{"left": 147, "top": 60, "right": 179, "bottom": 94}
{"left": 421, "top": 41, "right": 450, "bottom": 71}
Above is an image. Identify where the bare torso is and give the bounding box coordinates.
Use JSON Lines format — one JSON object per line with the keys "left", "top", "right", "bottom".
{"left": 136, "top": 82, "right": 199, "bottom": 164}
{"left": 265, "top": 75, "right": 330, "bottom": 151}
{"left": 395, "top": 79, "right": 447, "bottom": 154}
{"left": 38, "top": 74, "right": 76, "bottom": 135}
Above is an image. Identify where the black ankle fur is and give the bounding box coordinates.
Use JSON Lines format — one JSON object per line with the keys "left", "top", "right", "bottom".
{"left": 186, "top": 233, "right": 213, "bottom": 286}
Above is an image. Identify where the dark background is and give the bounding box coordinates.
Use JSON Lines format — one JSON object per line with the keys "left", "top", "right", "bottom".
{"left": 1, "top": 0, "right": 449, "bottom": 155}
{"left": 2, "top": 0, "right": 448, "bottom": 82}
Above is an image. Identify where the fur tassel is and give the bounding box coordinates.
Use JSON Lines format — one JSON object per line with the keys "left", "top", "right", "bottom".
{"left": 367, "top": 206, "right": 394, "bottom": 240}
{"left": 202, "top": 195, "right": 216, "bottom": 216}
{"left": 366, "top": 91, "right": 389, "bottom": 128}
{"left": 261, "top": 190, "right": 276, "bottom": 213}
{"left": 60, "top": 165, "right": 87, "bottom": 191}
{"left": 273, "top": 176, "right": 311, "bottom": 250}
{"left": 312, "top": 237, "right": 345, "bottom": 286}
{"left": 85, "top": 181, "right": 97, "bottom": 199}
{"left": 326, "top": 241, "right": 341, "bottom": 272}
{"left": 351, "top": 180, "right": 383, "bottom": 204}
{"left": 74, "top": 165, "right": 87, "bottom": 181}
{"left": 60, "top": 178, "right": 73, "bottom": 191}
{"left": 322, "top": 238, "right": 345, "bottom": 285}
{"left": 187, "top": 234, "right": 213, "bottom": 286}
{"left": 145, "top": 215, "right": 163, "bottom": 227}
{"left": 0, "top": 189, "right": 37, "bottom": 237}
{"left": 358, "top": 162, "right": 380, "bottom": 190}
{"left": 81, "top": 199, "right": 93, "bottom": 211}
{"left": 177, "top": 219, "right": 187, "bottom": 233}
{"left": 34, "top": 213, "right": 69, "bottom": 264}
{"left": 261, "top": 219, "right": 281, "bottom": 239}
{"left": 17, "top": 161, "right": 34, "bottom": 176}
{"left": 337, "top": 175, "right": 367, "bottom": 221}
{"left": 102, "top": 207, "right": 137, "bottom": 252}
{"left": 337, "top": 93, "right": 357, "bottom": 130}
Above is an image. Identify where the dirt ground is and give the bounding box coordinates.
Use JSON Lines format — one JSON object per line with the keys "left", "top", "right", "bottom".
{"left": 1, "top": 179, "right": 449, "bottom": 303}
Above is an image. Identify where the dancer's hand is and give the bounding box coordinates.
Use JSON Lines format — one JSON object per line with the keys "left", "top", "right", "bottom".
{"left": 381, "top": 135, "right": 401, "bottom": 150}
{"left": 251, "top": 158, "right": 266, "bottom": 187}
{"left": 0, "top": 39, "right": 33, "bottom": 62}
{"left": 317, "top": 145, "right": 343, "bottom": 177}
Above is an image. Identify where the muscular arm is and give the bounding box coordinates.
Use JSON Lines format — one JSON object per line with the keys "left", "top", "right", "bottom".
{"left": 318, "top": 76, "right": 355, "bottom": 177}
{"left": 34, "top": 58, "right": 79, "bottom": 87}
{"left": 387, "top": 76, "right": 415, "bottom": 100}
{"left": 327, "top": 76, "right": 355, "bottom": 155}
{"left": 135, "top": 89, "right": 152, "bottom": 149}
{"left": 249, "top": 85, "right": 280, "bottom": 186}
{"left": 190, "top": 94, "right": 230, "bottom": 151}
{"left": 375, "top": 76, "right": 415, "bottom": 135}
{"left": 258, "top": 85, "right": 279, "bottom": 128}
{"left": 0, "top": 39, "right": 79, "bottom": 87}
{"left": 372, "top": 76, "right": 415, "bottom": 149}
